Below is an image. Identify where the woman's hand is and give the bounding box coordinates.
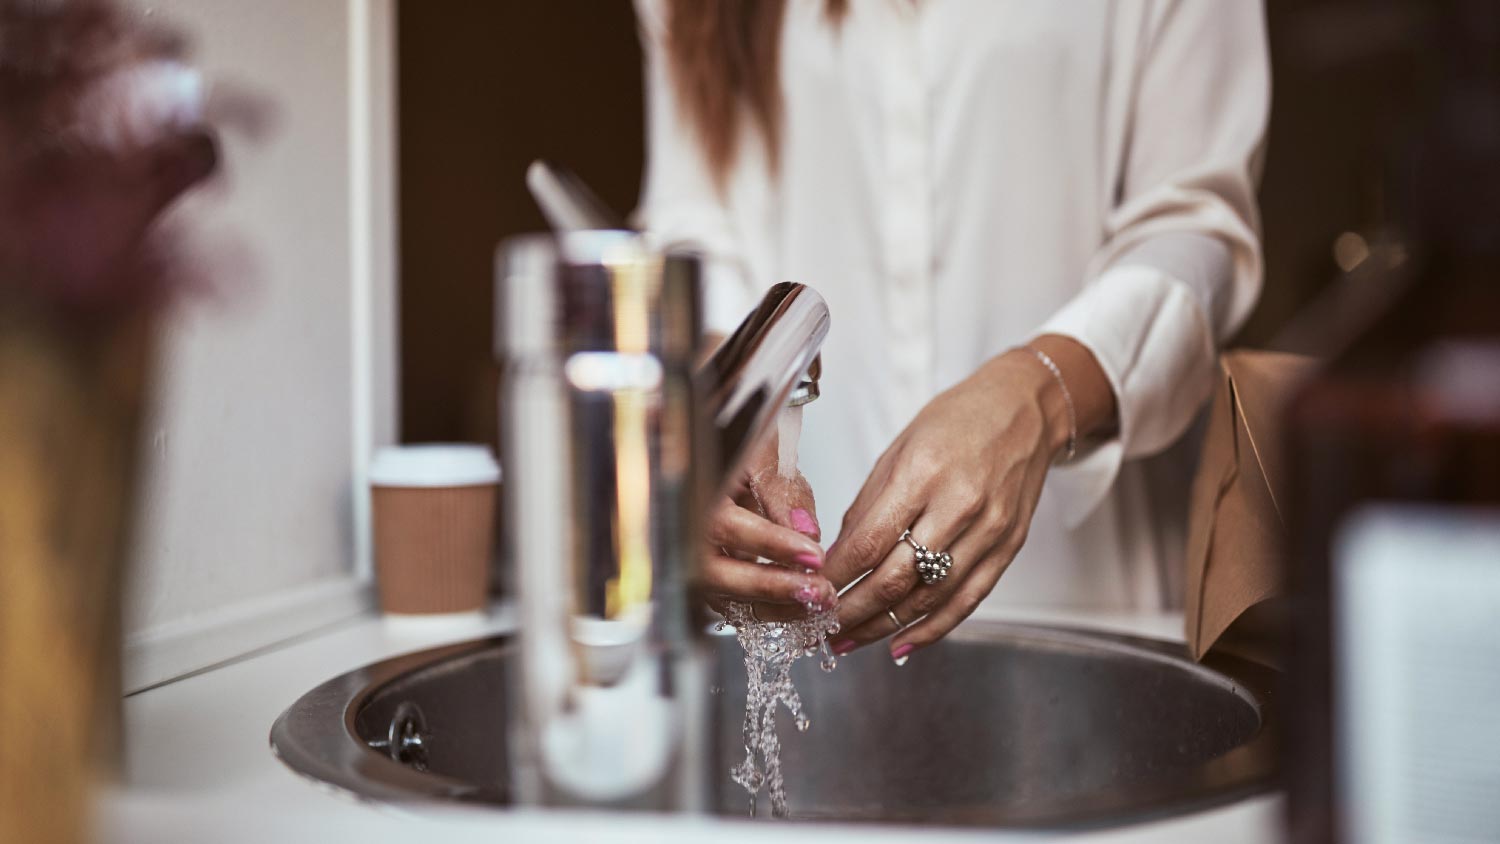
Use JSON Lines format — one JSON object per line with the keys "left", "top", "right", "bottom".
{"left": 823, "top": 335, "right": 1115, "bottom": 661}
{"left": 700, "top": 429, "right": 837, "bottom": 618}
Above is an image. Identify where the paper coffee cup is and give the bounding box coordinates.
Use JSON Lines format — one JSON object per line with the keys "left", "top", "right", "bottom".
{"left": 369, "top": 444, "right": 501, "bottom": 615}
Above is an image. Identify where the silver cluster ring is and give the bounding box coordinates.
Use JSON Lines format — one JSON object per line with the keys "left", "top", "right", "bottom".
{"left": 900, "top": 529, "right": 953, "bottom": 585}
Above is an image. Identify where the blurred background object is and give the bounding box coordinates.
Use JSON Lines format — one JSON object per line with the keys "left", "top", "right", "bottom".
{"left": 0, "top": 2, "right": 218, "bottom": 842}
{"left": 369, "top": 444, "right": 500, "bottom": 615}
{"left": 398, "top": 2, "right": 642, "bottom": 448}
{"left": 1281, "top": 1, "right": 1500, "bottom": 841}
{"left": 1182, "top": 349, "right": 1315, "bottom": 666}
{"left": 1250, "top": 0, "right": 1428, "bottom": 349}
{"left": 118, "top": 0, "right": 397, "bottom": 695}
{"left": 2, "top": 0, "right": 402, "bottom": 840}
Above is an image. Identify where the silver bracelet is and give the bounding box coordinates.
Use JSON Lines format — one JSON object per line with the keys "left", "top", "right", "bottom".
{"left": 1024, "top": 346, "right": 1077, "bottom": 463}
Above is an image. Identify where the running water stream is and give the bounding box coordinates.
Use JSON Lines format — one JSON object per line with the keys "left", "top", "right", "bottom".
{"left": 720, "top": 404, "right": 839, "bottom": 818}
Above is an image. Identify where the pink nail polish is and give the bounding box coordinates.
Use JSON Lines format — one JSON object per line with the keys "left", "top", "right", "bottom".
{"left": 793, "top": 551, "right": 823, "bottom": 568}
{"left": 794, "top": 583, "right": 820, "bottom": 604}
{"left": 832, "top": 638, "right": 857, "bottom": 655}
{"left": 890, "top": 643, "right": 915, "bottom": 666}
{"left": 790, "top": 508, "right": 820, "bottom": 538}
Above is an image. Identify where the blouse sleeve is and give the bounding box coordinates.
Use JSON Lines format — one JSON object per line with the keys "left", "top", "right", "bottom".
{"left": 630, "top": 0, "right": 759, "bottom": 337}
{"left": 1038, "top": 0, "right": 1270, "bottom": 526}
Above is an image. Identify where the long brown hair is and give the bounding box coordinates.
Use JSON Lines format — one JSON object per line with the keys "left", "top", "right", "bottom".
{"left": 664, "top": 0, "right": 846, "bottom": 186}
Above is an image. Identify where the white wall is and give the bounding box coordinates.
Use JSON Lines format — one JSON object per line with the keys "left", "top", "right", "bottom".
{"left": 124, "top": 0, "right": 397, "bottom": 691}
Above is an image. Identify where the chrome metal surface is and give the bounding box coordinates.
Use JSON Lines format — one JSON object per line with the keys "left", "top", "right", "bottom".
{"left": 493, "top": 219, "right": 832, "bottom": 811}
{"left": 786, "top": 354, "right": 823, "bottom": 407}
{"left": 364, "top": 701, "right": 430, "bottom": 772}
{"left": 497, "top": 230, "right": 709, "bottom": 809}
{"left": 785, "top": 378, "right": 820, "bottom": 406}
{"left": 525, "top": 160, "right": 627, "bottom": 232}
{"left": 269, "top": 637, "right": 509, "bottom": 805}
{"left": 701, "top": 281, "right": 829, "bottom": 478}
{"left": 271, "top": 622, "right": 1279, "bottom": 829}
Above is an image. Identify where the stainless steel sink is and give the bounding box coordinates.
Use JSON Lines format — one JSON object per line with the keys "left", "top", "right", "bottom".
{"left": 270, "top": 622, "right": 1279, "bottom": 828}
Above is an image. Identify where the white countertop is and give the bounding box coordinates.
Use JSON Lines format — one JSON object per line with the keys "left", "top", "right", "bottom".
{"left": 97, "top": 605, "right": 1283, "bottom": 843}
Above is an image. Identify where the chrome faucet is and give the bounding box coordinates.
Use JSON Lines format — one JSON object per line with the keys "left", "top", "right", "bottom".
{"left": 522, "top": 159, "right": 828, "bottom": 478}
{"left": 495, "top": 223, "right": 828, "bottom": 810}
{"left": 700, "top": 280, "right": 827, "bottom": 476}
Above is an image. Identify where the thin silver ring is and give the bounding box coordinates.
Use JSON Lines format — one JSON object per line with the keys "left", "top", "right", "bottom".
{"left": 886, "top": 609, "right": 906, "bottom": 631}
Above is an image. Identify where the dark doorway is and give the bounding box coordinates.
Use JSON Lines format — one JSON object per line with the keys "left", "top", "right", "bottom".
{"left": 398, "top": 2, "right": 644, "bottom": 446}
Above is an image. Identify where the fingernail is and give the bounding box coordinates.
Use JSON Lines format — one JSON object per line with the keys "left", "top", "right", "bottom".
{"left": 793, "top": 583, "right": 820, "bottom": 604}
{"left": 832, "top": 638, "right": 857, "bottom": 655}
{"left": 793, "top": 551, "right": 823, "bottom": 568}
{"left": 890, "top": 643, "right": 914, "bottom": 666}
{"left": 790, "top": 508, "right": 819, "bottom": 538}
{"left": 795, "top": 580, "right": 836, "bottom": 609}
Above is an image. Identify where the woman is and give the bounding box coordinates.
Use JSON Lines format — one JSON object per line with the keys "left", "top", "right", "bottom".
{"left": 637, "top": 0, "right": 1269, "bottom": 661}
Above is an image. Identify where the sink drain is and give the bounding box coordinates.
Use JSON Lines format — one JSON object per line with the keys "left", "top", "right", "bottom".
{"left": 366, "top": 700, "right": 430, "bottom": 772}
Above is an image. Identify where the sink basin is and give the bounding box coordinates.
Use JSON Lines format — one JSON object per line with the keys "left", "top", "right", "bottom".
{"left": 270, "top": 622, "right": 1278, "bottom": 828}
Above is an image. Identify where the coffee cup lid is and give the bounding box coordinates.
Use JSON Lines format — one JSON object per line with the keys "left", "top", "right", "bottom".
{"left": 369, "top": 444, "right": 501, "bottom": 487}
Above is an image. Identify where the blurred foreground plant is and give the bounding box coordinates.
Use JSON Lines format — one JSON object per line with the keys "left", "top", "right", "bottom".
{"left": 0, "top": 2, "right": 219, "bottom": 842}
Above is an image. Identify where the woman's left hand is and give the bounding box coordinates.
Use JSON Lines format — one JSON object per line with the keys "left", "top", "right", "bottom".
{"left": 823, "top": 336, "right": 1114, "bottom": 662}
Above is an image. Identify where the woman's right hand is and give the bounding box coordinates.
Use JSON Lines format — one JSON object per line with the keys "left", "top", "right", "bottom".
{"left": 701, "top": 432, "right": 837, "bottom": 618}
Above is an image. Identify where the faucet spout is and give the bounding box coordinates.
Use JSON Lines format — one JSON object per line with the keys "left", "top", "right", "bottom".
{"left": 523, "top": 159, "right": 831, "bottom": 485}
{"left": 700, "top": 281, "right": 830, "bottom": 487}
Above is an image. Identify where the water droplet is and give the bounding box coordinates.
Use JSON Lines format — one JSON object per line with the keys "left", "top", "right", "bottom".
{"left": 794, "top": 713, "right": 811, "bottom": 732}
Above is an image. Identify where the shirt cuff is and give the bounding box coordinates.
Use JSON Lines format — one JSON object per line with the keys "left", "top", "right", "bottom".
{"left": 1037, "top": 263, "right": 1217, "bottom": 528}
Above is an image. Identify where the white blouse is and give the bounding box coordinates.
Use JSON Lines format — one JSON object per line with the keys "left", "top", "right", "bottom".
{"left": 634, "top": 0, "right": 1269, "bottom": 609}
